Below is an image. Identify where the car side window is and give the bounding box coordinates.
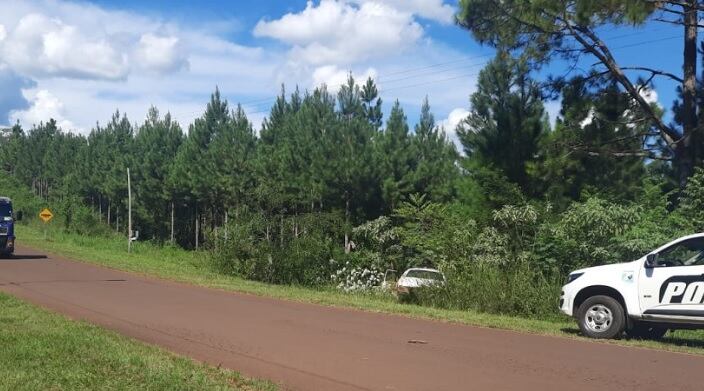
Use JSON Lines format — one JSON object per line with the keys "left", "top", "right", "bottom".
{"left": 657, "top": 237, "right": 704, "bottom": 267}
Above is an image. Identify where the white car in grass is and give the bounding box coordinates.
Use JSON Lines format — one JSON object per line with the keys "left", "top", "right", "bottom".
{"left": 560, "top": 233, "right": 704, "bottom": 340}
{"left": 396, "top": 268, "right": 445, "bottom": 299}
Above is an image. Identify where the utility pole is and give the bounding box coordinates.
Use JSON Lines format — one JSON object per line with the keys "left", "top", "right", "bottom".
{"left": 170, "top": 201, "right": 175, "bottom": 245}
{"left": 195, "top": 206, "right": 199, "bottom": 251}
{"left": 127, "top": 167, "right": 132, "bottom": 253}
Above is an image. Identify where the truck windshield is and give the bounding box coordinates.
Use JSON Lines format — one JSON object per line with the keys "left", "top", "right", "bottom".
{"left": 405, "top": 270, "right": 444, "bottom": 281}
{"left": 0, "top": 204, "right": 11, "bottom": 218}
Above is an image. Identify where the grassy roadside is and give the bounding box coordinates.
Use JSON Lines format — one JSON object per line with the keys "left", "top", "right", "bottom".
{"left": 16, "top": 224, "right": 704, "bottom": 355}
{"left": 0, "top": 292, "right": 277, "bottom": 391}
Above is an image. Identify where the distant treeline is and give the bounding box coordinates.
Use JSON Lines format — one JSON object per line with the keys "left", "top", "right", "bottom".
{"left": 0, "top": 77, "right": 457, "bottom": 248}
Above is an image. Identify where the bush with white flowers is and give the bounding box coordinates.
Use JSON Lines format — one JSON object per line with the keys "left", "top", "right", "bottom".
{"left": 330, "top": 261, "right": 384, "bottom": 293}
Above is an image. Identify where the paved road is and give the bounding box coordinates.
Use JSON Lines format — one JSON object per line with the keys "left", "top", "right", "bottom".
{"left": 2, "top": 246, "right": 704, "bottom": 390}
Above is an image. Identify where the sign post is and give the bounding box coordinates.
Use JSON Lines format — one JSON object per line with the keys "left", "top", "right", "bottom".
{"left": 127, "top": 168, "right": 132, "bottom": 253}
{"left": 39, "top": 208, "right": 53, "bottom": 240}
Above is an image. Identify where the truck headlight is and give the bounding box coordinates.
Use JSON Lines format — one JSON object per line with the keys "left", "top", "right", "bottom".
{"left": 566, "top": 272, "right": 584, "bottom": 284}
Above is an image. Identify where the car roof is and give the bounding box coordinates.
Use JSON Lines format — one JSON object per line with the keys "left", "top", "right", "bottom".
{"left": 650, "top": 233, "right": 704, "bottom": 254}
{"left": 0, "top": 197, "right": 11, "bottom": 203}
{"left": 404, "top": 268, "right": 442, "bottom": 273}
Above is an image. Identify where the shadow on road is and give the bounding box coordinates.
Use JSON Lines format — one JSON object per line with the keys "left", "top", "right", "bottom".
{"left": 560, "top": 327, "right": 580, "bottom": 335}
{"left": 561, "top": 327, "right": 704, "bottom": 349}
{"left": 0, "top": 254, "right": 48, "bottom": 260}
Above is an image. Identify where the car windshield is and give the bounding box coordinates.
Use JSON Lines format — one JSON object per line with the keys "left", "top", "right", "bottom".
{"left": 659, "top": 237, "right": 704, "bottom": 266}
{"left": 405, "top": 270, "right": 443, "bottom": 280}
{"left": 0, "top": 204, "right": 11, "bottom": 218}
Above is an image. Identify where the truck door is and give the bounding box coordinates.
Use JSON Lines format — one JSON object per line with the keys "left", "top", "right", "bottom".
{"left": 638, "top": 237, "right": 704, "bottom": 321}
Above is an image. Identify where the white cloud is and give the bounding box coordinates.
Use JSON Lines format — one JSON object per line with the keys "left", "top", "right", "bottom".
{"left": 312, "top": 65, "right": 377, "bottom": 91}
{"left": 133, "top": 33, "right": 189, "bottom": 74}
{"left": 0, "top": 13, "right": 129, "bottom": 80}
{"left": 439, "top": 107, "right": 469, "bottom": 152}
{"left": 0, "top": 0, "right": 478, "bottom": 136}
{"left": 580, "top": 107, "right": 595, "bottom": 128}
{"left": 0, "top": 6, "right": 190, "bottom": 81}
{"left": 10, "top": 89, "right": 76, "bottom": 131}
{"left": 0, "top": 0, "right": 280, "bottom": 132}
{"left": 640, "top": 87, "right": 659, "bottom": 105}
{"left": 254, "top": 0, "right": 423, "bottom": 66}
{"left": 618, "top": 87, "right": 660, "bottom": 131}
{"left": 355, "top": 0, "right": 455, "bottom": 24}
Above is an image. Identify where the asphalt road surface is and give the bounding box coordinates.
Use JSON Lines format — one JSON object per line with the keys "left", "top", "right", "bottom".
{"left": 2, "top": 246, "right": 704, "bottom": 391}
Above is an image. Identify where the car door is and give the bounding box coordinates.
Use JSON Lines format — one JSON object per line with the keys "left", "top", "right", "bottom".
{"left": 638, "top": 237, "right": 704, "bottom": 322}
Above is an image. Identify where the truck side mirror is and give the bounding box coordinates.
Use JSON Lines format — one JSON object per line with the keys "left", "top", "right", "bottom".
{"left": 16, "top": 211, "right": 23, "bottom": 221}
{"left": 645, "top": 253, "right": 658, "bottom": 268}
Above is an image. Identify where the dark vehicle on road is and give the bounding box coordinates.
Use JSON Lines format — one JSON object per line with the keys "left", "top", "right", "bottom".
{"left": 0, "top": 197, "right": 21, "bottom": 256}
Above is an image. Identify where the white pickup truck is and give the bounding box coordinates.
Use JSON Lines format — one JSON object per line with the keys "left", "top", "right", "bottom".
{"left": 560, "top": 233, "right": 704, "bottom": 339}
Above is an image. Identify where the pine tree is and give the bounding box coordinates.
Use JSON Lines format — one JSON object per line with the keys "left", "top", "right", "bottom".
{"left": 171, "top": 88, "right": 228, "bottom": 206}
{"left": 411, "top": 97, "right": 458, "bottom": 202}
{"left": 209, "top": 104, "right": 257, "bottom": 217}
{"left": 133, "top": 107, "right": 184, "bottom": 239}
{"left": 361, "top": 77, "right": 383, "bottom": 128}
{"left": 458, "top": 52, "right": 547, "bottom": 194}
{"left": 376, "top": 100, "right": 414, "bottom": 211}
{"left": 0, "top": 123, "right": 25, "bottom": 176}
{"left": 537, "top": 78, "right": 647, "bottom": 206}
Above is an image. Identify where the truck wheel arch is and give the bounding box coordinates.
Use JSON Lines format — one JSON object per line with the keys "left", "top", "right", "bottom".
{"left": 574, "top": 286, "right": 629, "bottom": 322}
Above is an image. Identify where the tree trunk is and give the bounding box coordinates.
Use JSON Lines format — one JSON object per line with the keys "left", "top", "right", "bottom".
{"left": 344, "top": 197, "right": 351, "bottom": 254}
{"left": 280, "top": 214, "right": 284, "bottom": 246}
{"left": 224, "top": 210, "right": 229, "bottom": 241}
{"left": 294, "top": 209, "right": 299, "bottom": 238}
{"left": 107, "top": 200, "right": 111, "bottom": 226}
{"left": 680, "top": 0, "right": 698, "bottom": 187}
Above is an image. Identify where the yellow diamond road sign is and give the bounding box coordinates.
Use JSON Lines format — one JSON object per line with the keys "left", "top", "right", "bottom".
{"left": 39, "top": 208, "right": 54, "bottom": 223}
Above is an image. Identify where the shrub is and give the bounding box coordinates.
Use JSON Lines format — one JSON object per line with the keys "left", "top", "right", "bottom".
{"left": 679, "top": 167, "right": 704, "bottom": 232}
{"left": 209, "top": 211, "right": 344, "bottom": 287}
{"left": 417, "top": 260, "right": 561, "bottom": 319}
{"left": 330, "top": 260, "right": 384, "bottom": 293}
{"left": 535, "top": 197, "right": 642, "bottom": 273}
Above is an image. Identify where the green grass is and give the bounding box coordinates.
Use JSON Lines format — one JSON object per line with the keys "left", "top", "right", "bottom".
{"left": 0, "top": 292, "right": 277, "bottom": 391}
{"left": 15, "top": 224, "right": 704, "bottom": 356}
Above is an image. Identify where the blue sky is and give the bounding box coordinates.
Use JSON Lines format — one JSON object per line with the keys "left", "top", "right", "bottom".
{"left": 0, "top": 0, "right": 690, "bottom": 145}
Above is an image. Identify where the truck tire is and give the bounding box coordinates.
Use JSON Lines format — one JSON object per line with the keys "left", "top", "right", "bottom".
{"left": 626, "top": 322, "right": 668, "bottom": 340}
{"left": 578, "top": 295, "right": 626, "bottom": 339}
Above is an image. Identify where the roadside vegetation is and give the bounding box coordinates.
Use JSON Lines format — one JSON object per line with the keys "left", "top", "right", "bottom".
{"left": 0, "top": 292, "right": 276, "bottom": 391}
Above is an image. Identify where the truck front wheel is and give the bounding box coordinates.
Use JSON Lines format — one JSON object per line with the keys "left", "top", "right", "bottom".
{"left": 577, "top": 295, "right": 626, "bottom": 339}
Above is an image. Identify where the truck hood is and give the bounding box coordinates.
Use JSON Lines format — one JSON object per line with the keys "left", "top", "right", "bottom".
{"left": 570, "top": 260, "right": 640, "bottom": 276}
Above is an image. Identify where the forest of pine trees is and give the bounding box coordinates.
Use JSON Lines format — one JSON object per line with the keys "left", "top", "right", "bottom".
{"left": 0, "top": 76, "right": 459, "bottom": 249}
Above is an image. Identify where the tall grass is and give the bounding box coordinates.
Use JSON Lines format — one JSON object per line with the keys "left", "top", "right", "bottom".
{"left": 418, "top": 261, "right": 563, "bottom": 319}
